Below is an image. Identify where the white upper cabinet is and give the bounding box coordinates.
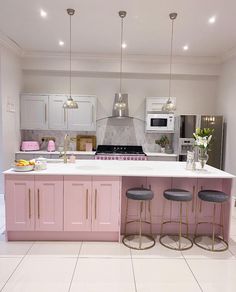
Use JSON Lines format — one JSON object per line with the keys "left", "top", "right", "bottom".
{"left": 67, "top": 96, "right": 96, "bottom": 131}
{"left": 49, "top": 95, "right": 67, "bottom": 130}
{"left": 20, "top": 95, "right": 48, "bottom": 130}
{"left": 20, "top": 94, "right": 97, "bottom": 131}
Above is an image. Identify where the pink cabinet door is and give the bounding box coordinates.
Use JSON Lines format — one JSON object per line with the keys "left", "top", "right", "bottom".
{"left": 35, "top": 176, "right": 63, "bottom": 231}
{"left": 92, "top": 176, "right": 121, "bottom": 232}
{"left": 5, "top": 175, "right": 35, "bottom": 231}
{"left": 64, "top": 176, "right": 92, "bottom": 231}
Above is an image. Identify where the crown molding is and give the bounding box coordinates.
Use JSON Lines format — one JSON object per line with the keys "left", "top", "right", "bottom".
{"left": 0, "top": 31, "right": 24, "bottom": 56}
{"left": 22, "top": 50, "right": 221, "bottom": 65}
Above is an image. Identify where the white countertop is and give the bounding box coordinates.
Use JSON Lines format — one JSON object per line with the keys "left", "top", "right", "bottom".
{"left": 16, "top": 151, "right": 177, "bottom": 157}
{"left": 15, "top": 151, "right": 96, "bottom": 155}
{"left": 145, "top": 152, "right": 178, "bottom": 157}
{"left": 4, "top": 160, "right": 234, "bottom": 179}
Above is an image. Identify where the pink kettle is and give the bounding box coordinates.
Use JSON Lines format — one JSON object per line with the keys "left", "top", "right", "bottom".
{"left": 47, "top": 140, "right": 56, "bottom": 152}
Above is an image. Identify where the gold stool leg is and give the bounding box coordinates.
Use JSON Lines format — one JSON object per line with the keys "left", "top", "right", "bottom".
{"left": 220, "top": 203, "right": 225, "bottom": 241}
{"left": 179, "top": 202, "right": 182, "bottom": 249}
{"left": 212, "top": 203, "right": 216, "bottom": 251}
{"left": 149, "top": 200, "right": 153, "bottom": 236}
{"left": 160, "top": 198, "right": 166, "bottom": 235}
{"left": 139, "top": 201, "right": 143, "bottom": 249}
{"left": 124, "top": 198, "right": 129, "bottom": 236}
{"left": 186, "top": 202, "right": 189, "bottom": 237}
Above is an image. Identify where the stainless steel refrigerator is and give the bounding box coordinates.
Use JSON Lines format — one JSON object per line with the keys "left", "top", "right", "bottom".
{"left": 177, "top": 115, "right": 224, "bottom": 169}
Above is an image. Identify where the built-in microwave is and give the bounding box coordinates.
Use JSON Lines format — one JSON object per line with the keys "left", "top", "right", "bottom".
{"left": 146, "top": 113, "right": 175, "bottom": 132}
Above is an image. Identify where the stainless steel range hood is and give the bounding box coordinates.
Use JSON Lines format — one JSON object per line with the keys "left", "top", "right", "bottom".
{"left": 112, "top": 93, "right": 129, "bottom": 118}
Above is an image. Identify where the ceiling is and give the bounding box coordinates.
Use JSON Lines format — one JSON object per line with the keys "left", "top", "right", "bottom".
{"left": 0, "top": 0, "right": 236, "bottom": 57}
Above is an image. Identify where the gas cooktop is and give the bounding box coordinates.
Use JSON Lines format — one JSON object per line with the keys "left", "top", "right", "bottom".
{"left": 95, "top": 145, "right": 145, "bottom": 155}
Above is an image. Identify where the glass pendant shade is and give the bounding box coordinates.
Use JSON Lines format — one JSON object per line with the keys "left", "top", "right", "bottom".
{"left": 63, "top": 8, "right": 78, "bottom": 110}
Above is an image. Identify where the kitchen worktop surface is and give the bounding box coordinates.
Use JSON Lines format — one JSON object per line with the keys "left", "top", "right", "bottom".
{"left": 4, "top": 160, "right": 234, "bottom": 178}
{"left": 16, "top": 151, "right": 177, "bottom": 157}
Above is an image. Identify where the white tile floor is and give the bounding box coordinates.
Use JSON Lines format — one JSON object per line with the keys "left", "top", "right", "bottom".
{"left": 1, "top": 193, "right": 236, "bottom": 292}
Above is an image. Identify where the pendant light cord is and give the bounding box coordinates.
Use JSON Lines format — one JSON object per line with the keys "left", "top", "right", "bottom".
{"left": 168, "top": 18, "right": 174, "bottom": 101}
{"left": 69, "top": 13, "right": 72, "bottom": 99}
{"left": 119, "top": 17, "right": 124, "bottom": 95}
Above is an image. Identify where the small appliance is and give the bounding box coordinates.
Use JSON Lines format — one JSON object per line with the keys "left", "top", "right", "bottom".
{"left": 47, "top": 140, "right": 56, "bottom": 152}
{"left": 21, "top": 141, "right": 40, "bottom": 151}
{"left": 146, "top": 113, "right": 175, "bottom": 132}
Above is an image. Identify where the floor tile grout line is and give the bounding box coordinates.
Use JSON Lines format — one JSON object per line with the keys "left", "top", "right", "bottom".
{"left": 130, "top": 249, "right": 138, "bottom": 292}
{"left": 183, "top": 256, "right": 204, "bottom": 292}
{"left": 0, "top": 241, "right": 35, "bottom": 292}
{"left": 67, "top": 241, "right": 83, "bottom": 292}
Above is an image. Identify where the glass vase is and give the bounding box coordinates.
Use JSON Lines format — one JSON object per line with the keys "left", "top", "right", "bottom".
{"left": 198, "top": 148, "right": 209, "bottom": 169}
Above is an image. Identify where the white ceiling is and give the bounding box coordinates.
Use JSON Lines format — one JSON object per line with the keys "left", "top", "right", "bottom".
{"left": 0, "top": 0, "right": 236, "bottom": 57}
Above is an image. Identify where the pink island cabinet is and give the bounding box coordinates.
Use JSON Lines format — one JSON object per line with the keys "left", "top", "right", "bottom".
{"left": 64, "top": 176, "right": 121, "bottom": 232}
{"left": 5, "top": 175, "right": 35, "bottom": 231}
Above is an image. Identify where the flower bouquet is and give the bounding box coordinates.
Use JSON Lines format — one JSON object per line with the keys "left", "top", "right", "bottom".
{"left": 193, "top": 128, "right": 214, "bottom": 168}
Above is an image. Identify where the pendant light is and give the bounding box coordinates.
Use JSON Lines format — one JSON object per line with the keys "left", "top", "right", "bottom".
{"left": 63, "top": 8, "right": 78, "bottom": 109}
{"left": 162, "top": 12, "right": 177, "bottom": 112}
{"left": 112, "top": 10, "right": 129, "bottom": 118}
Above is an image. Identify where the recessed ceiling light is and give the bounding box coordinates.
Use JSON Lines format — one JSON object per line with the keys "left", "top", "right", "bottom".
{"left": 208, "top": 16, "right": 216, "bottom": 24}
{"left": 40, "top": 9, "right": 47, "bottom": 18}
{"left": 183, "top": 45, "right": 189, "bottom": 51}
{"left": 59, "top": 41, "right": 65, "bottom": 46}
{"left": 122, "top": 42, "right": 127, "bottom": 49}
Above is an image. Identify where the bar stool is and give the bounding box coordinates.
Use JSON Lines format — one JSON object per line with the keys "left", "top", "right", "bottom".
{"left": 122, "top": 187, "right": 155, "bottom": 250}
{"left": 159, "top": 189, "right": 193, "bottom": 250}
{"left": 194, "top": 190, "right": 229, "bottom": 252}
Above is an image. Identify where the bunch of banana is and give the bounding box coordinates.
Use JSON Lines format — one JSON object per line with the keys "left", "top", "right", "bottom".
{"left": 15, "top": 159, "right": 35, "bottom": 167}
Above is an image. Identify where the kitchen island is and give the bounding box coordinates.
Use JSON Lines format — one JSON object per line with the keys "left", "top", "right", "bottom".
{"left": 4, "top": 160, "right": 234, "bottom": 241}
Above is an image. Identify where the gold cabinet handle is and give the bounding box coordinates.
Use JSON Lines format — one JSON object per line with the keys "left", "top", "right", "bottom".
{"left": 45, "top": 104, "right": 47, "bottom": 123}
{"left": 28, "top": 189, "right": 31, "bottom": 219}
{"left": 64, "top": 108, "right": 66, "bottom": 123}
{"left": 95, "top": 189, "right": 97, "bottom": 219}
{"left": 37, "top": 189, "right": 40, "bottom": 219}
{"left": 86, "top": 189, "right": 88, "bottom": 219}
{"left": 192, "top": 185, "right": 195, "bottom": 212}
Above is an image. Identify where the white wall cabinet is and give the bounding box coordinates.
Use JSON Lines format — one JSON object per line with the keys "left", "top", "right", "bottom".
{"left": 21, "top": 94, "right": 97, "bottom": 131}
{"left": 49, "top": 95, "right": 67, "bottom": 130}
{"left": 20, "top": 95, "right": 48, "bottom": 130}
{"left": 67, "top": 96, "right": 96, "bottom": 131}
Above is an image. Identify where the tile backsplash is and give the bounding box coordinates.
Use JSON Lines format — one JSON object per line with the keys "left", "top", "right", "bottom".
{"left": 21, "top": 118, "right": 173, "bottom": 152}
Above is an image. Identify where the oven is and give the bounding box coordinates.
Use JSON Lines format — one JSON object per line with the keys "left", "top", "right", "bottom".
{"left": 95, "top": 145, "right": 147, "bottom": 160}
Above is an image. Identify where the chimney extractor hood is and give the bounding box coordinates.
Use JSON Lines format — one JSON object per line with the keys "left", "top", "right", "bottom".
{"left": 112, "top": 93, "right": 129, "bottom": 118}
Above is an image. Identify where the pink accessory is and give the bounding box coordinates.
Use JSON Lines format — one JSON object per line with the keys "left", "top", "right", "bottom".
{"left": 47, "top": 140, "right": 56, "bottom": 152}
{"left": 21, "top": 141, "right": 40, "bottom": 151}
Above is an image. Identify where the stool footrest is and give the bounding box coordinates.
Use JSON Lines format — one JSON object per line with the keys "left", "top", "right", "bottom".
{"left": 159, "top": 234, "right": 193, "bottom": 251}
{"left": 194, "top": 235, "right": 228, "bottom": 252}
{"left": 123, "top": 234, "right": 155, "bottom": 250}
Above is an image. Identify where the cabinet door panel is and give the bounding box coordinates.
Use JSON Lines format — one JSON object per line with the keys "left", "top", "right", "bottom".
{"left": 35, "top": 176, "right": 63, "bottom": 231}
{"left": 5, "top": 175, "right": 35, "bottom": 231}
{"left": 20, "top": 95, "right": 48, "bottom": 130}
{"left": 92, "top": 176, "right": 121, "bottom": 232}
{"left": 49, "top": 96, "right": 67, "bottom": 130}
{"left": 67, "top": 96, "right": 96, "bottom": 131}
{"left": 64, "top": 176, "right": 92, "bottom": 231}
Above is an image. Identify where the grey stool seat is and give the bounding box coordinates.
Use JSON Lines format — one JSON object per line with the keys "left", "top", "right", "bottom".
{"left": 198, "top": 190, "right": 229, "bottom": 203}
{"left": 123, "top": 187, "right": 155, "bottom": 250}
{"left": 126, "top": 188, "right": 154, "bottom": 200}
{"left": 194, "top": 189, "right": 229, "bottom": 252}
{"left": 164, "top": 189, "right": 192, "bottom": 202}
